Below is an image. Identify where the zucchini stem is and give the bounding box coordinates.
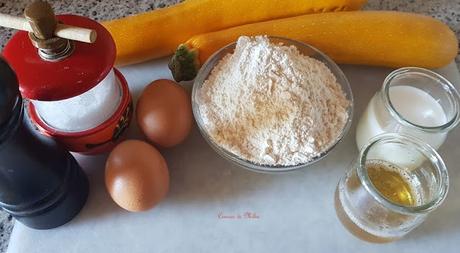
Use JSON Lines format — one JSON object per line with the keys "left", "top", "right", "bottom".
{"left": 169, "top": 44, "right": 200, "bottom": 82}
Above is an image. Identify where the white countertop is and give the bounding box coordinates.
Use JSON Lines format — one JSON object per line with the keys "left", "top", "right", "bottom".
{"left": 6, "top": 59, "right": 460, "bottom": 253}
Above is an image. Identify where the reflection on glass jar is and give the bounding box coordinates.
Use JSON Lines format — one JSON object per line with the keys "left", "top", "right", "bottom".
{"left": 335, "top": 133, "right": 449, "bottom": 243}
{"left": 356, "top": 67, "right": 460, "bottom": 150}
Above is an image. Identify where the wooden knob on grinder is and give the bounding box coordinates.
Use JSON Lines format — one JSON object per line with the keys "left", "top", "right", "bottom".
{"left": 24, "top": 0, "right": 68, "bottom": 52}
{"left": 24, "top": 0, "right": 57, "bottom": 40}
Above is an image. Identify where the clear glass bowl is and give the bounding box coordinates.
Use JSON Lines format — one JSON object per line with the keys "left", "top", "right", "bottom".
{"left": 192, "top": 37, "right": 354, "bottom": 173}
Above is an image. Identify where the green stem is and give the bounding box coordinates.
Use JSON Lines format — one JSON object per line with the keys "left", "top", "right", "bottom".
{"left": 168, "top": 44, "right": 200, "bottom": 82}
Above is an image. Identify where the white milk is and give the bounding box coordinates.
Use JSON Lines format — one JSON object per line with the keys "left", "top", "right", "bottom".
{"left": 356, "top": 86, "right": 447, "bottom": 152}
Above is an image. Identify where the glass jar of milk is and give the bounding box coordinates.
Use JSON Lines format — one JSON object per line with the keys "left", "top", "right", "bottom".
{"left": 356, "top": 67, "right": 460, "bottom": 150}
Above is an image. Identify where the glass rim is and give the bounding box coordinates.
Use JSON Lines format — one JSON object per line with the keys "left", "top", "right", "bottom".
{"left": 381, "top": 67, "right": 460, "bottom": 133}
{"left": 357, "top": 133, "right": 449, "bottom": 214}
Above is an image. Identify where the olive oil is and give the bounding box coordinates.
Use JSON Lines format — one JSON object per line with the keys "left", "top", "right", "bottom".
{"left": 335, "top": 159, "right": 423, "bottom": 243}
{"left": 367, "top": 161, "right": 417, "bottom": 206}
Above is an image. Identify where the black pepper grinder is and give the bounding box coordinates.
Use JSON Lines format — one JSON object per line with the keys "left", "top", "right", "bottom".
{"left": 0, "top": 58, "right": 89, "bottom": 229}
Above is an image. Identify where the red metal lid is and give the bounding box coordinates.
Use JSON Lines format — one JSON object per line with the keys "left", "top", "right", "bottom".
{"left": 3, "top": 15, "right": 115, "bottom": 101}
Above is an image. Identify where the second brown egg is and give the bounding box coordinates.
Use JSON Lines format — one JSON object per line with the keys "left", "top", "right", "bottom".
{"left": 136, "top": 79, "right": 193, "bottom": 148}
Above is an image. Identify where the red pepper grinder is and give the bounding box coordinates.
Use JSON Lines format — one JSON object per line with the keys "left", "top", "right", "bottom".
{"left": 1, "top": 0, "right": 132, "bottom": 154}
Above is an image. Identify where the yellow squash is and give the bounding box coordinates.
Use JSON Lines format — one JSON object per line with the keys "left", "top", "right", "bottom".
{"left": 169, "top": 11, "right": 458, "bottom": 81}
{"left": 103, "top": 0, "right": 367, "bottom": 66}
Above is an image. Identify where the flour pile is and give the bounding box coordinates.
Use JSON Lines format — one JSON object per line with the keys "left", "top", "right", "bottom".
{"left": 198, "top": 36, "right": 350, "bottom": 166}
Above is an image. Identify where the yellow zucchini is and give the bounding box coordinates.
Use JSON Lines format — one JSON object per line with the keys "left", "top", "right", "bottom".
{"left": 169, "top": 11, "right": 458, "bottom": 81}
{"left": 103, "top": 0, "right": 367, "bottom": 66}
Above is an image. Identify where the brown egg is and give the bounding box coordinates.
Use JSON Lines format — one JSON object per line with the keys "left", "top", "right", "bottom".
{"left": 136, "top": 79, "right": 193, "bottom": 148}
{"left": 105, "top": 140, "right": 169, "bottom": 212}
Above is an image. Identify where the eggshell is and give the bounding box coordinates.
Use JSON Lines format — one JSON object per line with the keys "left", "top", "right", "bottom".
{"left": 136, "top": 79, "right": 193, "bottom": 148}
{"left": 105, "top": 140, "right": 169, "bottom": 212}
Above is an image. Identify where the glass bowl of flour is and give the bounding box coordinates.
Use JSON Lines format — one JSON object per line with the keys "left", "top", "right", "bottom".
{"left": 192, "top": 36, "right": 353, "bottom": 173}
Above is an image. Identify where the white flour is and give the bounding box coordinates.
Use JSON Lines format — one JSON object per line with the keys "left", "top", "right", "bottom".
{"left": 198, "top": 36, "right": 350, "bottom": 166}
